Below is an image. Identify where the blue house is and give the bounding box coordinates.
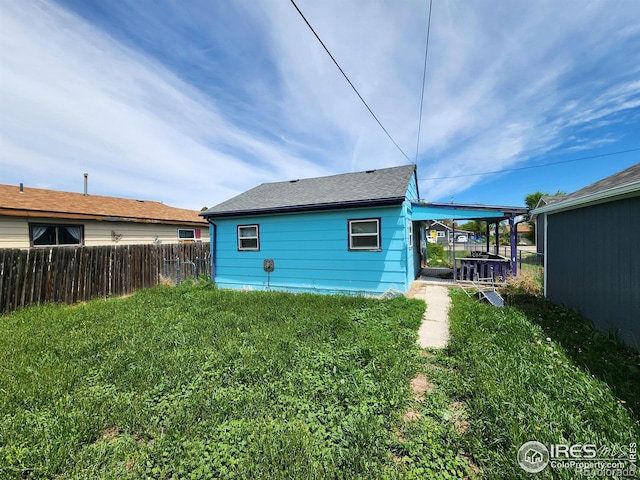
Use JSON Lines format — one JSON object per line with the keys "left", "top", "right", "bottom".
{"left": 200, "top": 165, "right": 421, "bottom": 295}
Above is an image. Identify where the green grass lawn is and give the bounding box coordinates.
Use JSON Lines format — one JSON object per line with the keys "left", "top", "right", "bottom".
{"left": 0, "top": 283, "right": 471, "bottom": 479}
{"left": 428, "top": 289, "right": 640, "bottom": 479}
{"left": 2, "top": 283, "right": 637, "bottom": 479}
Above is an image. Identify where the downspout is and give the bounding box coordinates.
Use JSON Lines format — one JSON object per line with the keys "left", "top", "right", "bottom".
{"left": 206, "top": 219, "right": 216, "bottom": 282}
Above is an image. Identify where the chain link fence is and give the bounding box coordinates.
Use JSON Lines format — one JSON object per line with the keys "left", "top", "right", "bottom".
{"left": 162, "top": 254, "right": 211, "bottom": 285}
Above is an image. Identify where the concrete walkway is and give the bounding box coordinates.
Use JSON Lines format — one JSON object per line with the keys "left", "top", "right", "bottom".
{"left": 406, "top": 281, "right": 451, "bottom": 348}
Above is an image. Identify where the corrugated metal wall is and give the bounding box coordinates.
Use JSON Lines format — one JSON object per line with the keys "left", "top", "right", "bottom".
{"left": 546, "top": 195, "right": 640, "bottom": 349}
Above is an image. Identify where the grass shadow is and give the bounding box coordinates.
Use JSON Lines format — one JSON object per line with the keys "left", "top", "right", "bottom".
{"left": 505, "top": 293, "right": 640, "bottom": 422}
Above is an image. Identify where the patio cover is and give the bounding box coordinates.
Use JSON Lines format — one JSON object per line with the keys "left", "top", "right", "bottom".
{"left": 411, "top": 202, "right": 529, "bottom": 278}
{"left": 411, "top": 202, "right": 528, "bottom": 221}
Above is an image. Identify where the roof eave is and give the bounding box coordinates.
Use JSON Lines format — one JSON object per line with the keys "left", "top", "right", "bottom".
{"left": 0, "top": 208, "right": 206, "bottom": 226}
{"left": 532, "top": 181, "right": 640, "bottom": 215}
{"left": 200, "top": 197, "right": 405, "bottom": 219}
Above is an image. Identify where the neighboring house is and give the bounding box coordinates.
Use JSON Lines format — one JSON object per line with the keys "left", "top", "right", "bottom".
{"left": 532, "top": 163, "right": 640, "bottom": 349}
{"left": 200, "top": 165, "right": 421, "bottom": 295}
{"left": 0, "top": 184, "right": 207, "bottom": 248}
{"left": 426, "top": 221, "right": 473, "bottom": 244}
{"left": 505, "top": 222, "right": 533, "bottom": 245}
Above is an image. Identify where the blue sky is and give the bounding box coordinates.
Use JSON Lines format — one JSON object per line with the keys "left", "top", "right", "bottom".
{"left": 1, "top": 0, "right": 639, "bottom": 210}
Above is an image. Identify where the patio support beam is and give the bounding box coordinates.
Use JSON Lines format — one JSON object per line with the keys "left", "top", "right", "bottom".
{"left": 452, "top": 222, "right": 457, "bottom": 281}
{"left": 509, "top": 216, "right": 517, "bottom": 276}
{"left": 485, "top": 222, "right": 490, "bottom": 253}
{"left": 494, "top": 222, "right": 499, "bottom": 255}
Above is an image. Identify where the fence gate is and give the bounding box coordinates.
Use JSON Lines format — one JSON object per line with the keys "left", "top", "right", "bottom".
{"left": 162, "top": 254, "right": 210, "bottom": 285}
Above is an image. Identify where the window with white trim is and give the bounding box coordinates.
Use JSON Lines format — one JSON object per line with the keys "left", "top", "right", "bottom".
{"left": 436, "top": 231, "right": 445, "bottom": 238}
{"left": 29, "top": 224, "right": 83, "bottom": 246}
{"left": 178, "top": 229, "right": 195, "bottom": 241}
{"left": 238, "top": 224, "right": 260, "bottom": 251}
{"left": 348, "top": 218, "right": 380, "bottom": 250}
{"left": 408, "top": 221, "right": 413, "bottom": 248}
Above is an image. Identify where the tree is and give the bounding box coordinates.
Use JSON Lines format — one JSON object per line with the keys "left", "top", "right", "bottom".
{"left": 525, "top": 191, "right": 546, "bottom": 210}
{"left": 458, "top": 220, "right": 485, "bottom": 237}
{"left": 524, "top": 190, "right": 566, "bottom": 242}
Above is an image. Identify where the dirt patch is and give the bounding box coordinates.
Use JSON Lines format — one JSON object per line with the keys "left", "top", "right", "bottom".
{"left": 418, "top": 350, "right": 435, "bottom": 358}
{"left": 405, "top": 283, "right": 427, "bottom": 300}
{"left": 98, "top": 426, "right": 121, "bottom": 443}
{"left": 450, "top": 401, "right": 469, "bottom": 435}
{"left": 462, "top": 454, "right": 482, "bottom": 478}
{"left": 403, "top": 409, "right": 422, "bottom": 423}
{"left": 410, "top": 373, "right": 434, "bottom": 401}
{"left": 96, "top": 427, "right": 151, "bottom": 447}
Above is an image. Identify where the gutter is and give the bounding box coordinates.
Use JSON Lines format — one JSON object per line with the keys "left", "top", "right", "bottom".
{"left": 532, "top": 181, "right": 640, "bottom": 215}
{"left": 200, "top": 197, "right": 405, "bottom": 219}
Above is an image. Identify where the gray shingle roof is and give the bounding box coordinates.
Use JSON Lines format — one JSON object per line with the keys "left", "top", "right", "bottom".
{"left": 536, "top": 195, "right": 566, "bottom": 208}
{"left": 562, "top": 162, "right": 640, "bottom": 202}
{"left": 202, "top": 165, "right": 417, "bottom": 218}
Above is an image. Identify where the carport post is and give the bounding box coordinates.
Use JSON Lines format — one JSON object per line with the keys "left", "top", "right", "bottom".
{"left": 509, "top": 216, "right": 517, "bottom": 276}
{"left": 494, "top": 222, "right": 499, "bottom": 255}
{"left": 485, "top": 222, "right": 490, "bottom": 253}
{"left": 452, "top": 222, "right": 457, "bottom": 281}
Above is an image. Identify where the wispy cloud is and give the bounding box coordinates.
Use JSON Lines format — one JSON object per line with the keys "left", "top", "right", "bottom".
{"left": 0, "top": 1, "right": 329, "bottom": 208}
{"left": 1, "top": 0, "right": 639, "bottom": 209}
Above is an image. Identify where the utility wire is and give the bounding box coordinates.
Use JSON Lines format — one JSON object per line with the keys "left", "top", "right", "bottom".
{"left": 418, "top": 147, "right": 640, "bottom": 180}
{"left": 414, "top": 0, "right": 433, "bottom": 165}
{"left": 289, "top": 0, "right": 412, "bottom": 162}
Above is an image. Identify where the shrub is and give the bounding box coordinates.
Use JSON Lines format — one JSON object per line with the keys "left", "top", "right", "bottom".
{"left": 501, "top": 269, "right": 543, "bottom": 297}
{"left": 427, "top": 243, "right": 448, "bottom": 266}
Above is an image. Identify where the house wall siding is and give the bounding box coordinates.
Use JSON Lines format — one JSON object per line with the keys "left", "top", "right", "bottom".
{"left": 211, "top": 205, "right": 411, "bottom": 295}
{"left": 404, "top": 174, "right": 420, "bottom": 285}
{"left": 0, "top": 216, "right": 205, "bottom": 248}
{"left": 536, "top": 213, "right": 546, "bottom": 254}
{"left": 546, "top": 195, "right": 639, "bottom": 348}
{"left": 0, "top": 216, "right": 27, "bottom": 249}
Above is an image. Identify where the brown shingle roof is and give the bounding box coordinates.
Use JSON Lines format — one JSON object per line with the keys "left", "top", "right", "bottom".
{"left": 0, "top": 184, "right": 206, "bottom": 226}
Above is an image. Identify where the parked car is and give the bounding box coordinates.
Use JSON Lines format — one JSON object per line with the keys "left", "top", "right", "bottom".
{"left": 456, "top": 235, "right": 468, "bottom": 242}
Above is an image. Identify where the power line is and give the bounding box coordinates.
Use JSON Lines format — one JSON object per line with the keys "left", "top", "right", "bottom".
{"left": 289, "top": 0, "right": 412, "bottom": 162}
{"left": 418, "top": 147, "right": 640, "bottom": 180}
{"left": 414, "top": 0, "right": 433, "bottom": 165}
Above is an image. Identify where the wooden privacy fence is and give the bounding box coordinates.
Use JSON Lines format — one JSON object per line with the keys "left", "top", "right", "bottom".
{"left": 0, "top": 243, "right": 210, "bottom": 315}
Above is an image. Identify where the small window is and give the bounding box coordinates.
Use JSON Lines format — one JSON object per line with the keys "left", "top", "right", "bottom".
{"left": 30, "top": 224, "right": 83, "bottom": 246}
{"left": 348, "top": 218, "right": 380, "bottom": 250}
{"left": 408, "top": 221, "right": 413, "bottom": 248}
{"left": 178, "top": 229, "right": 195, "bottom": 241}
{"left": 436, "top": 231, "right": 445, "bottom": 238}
{"left": 238, "top": 224, "right": 260, "bottom": 251}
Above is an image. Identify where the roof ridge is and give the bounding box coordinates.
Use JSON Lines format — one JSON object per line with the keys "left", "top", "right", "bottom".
{"left": 262, "top": 164, "right": 415, "bottom": 186}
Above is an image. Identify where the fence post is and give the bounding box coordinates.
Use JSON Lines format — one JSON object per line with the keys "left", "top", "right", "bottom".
{"left": 176, "top": 256, "right": 181, "bottom": 285}
{"left": 519, "top": 250, "right": 522, "bottom": 270}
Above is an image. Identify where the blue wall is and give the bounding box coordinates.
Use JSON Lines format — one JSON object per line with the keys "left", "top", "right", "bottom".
{"left": 209, "top": 205, "right": 418, "bottom": 295}
{"left": 403, "top": 173, "right": 421, "bottom": 286}
{"left": 207, "top": 175, "right": 420, "bottom": 296}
